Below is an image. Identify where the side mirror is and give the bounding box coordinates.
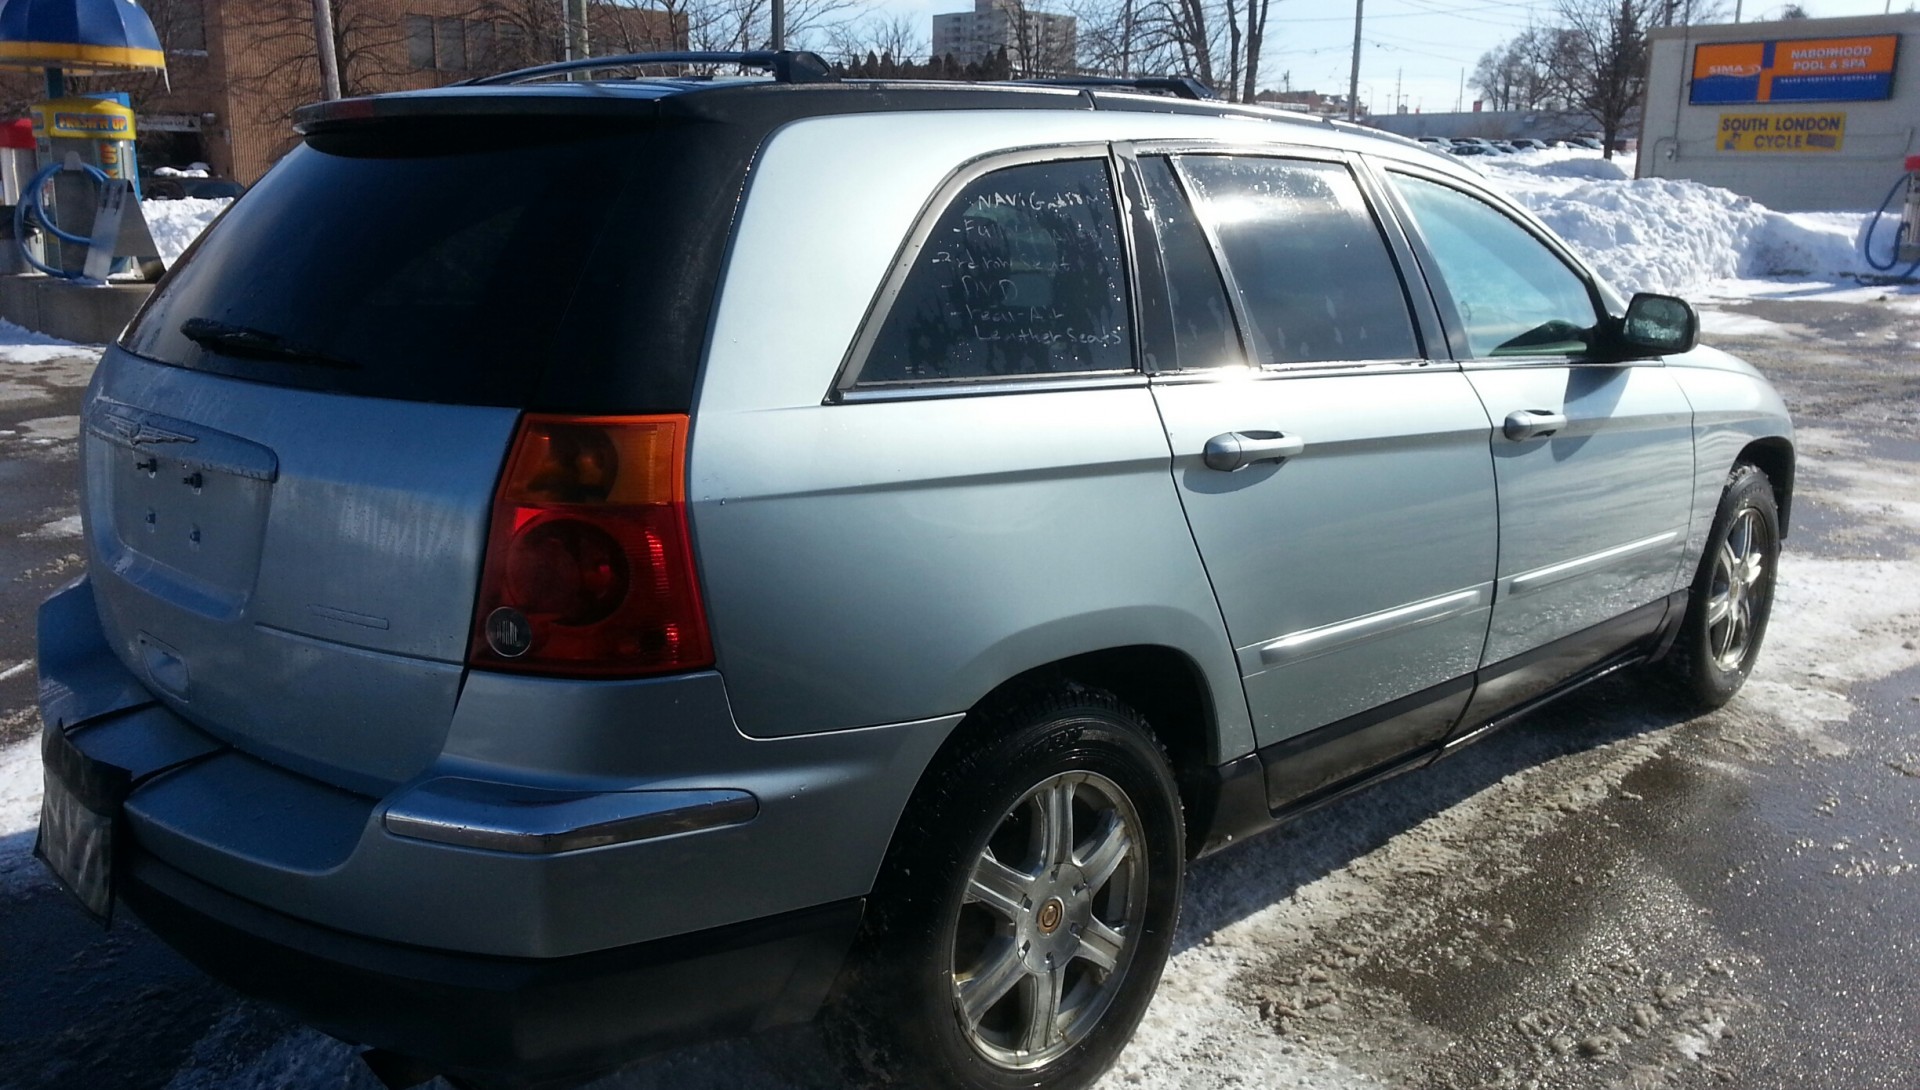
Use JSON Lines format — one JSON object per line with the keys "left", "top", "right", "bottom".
{"left": 1611, "top": 292, "right": 1698, "bottom": 357}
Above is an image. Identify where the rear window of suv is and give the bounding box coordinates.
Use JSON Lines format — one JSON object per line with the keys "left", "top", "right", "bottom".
{"left": 122, "top": 119, "right": 740, "bottom": 413}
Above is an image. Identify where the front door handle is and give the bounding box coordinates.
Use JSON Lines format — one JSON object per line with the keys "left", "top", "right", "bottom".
{"left": 1203, "top": 431, "right": 1306, "bottom": 472}
{"left": 1503, "top": 409, "right": 1568, "bottom": 441}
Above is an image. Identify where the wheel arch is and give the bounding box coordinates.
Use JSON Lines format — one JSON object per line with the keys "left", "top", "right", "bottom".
{"left": 885, "top": 643, "right": 1241, "bottom": 871}
{"left": 1736, "top": 436, "right": 1794, "bottom": 537}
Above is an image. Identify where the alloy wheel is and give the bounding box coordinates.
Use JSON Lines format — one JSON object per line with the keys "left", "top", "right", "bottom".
{"left": 948, "top": 771, "right": 1148, "bottom": 1070}
{"left": 1706, "top": 505, "right": 1772, "bottom": 672}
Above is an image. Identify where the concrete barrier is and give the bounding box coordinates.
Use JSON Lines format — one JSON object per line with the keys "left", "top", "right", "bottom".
{"left": 0, "top": 273, "right": 152, "bottom": 345}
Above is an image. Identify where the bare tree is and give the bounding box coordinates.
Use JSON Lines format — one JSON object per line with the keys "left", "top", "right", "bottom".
{"left": 1162, "top": 0, "right": 1218, "bottom": 89}
{"left": 1647, "top": 0, "right": 1731, "bottom": 25}
{"left": 1549, "top": 0, "right": 1650, "bottom": 159}
{"left": 1470, "top": 27, "right": 1563, "bottom": 111}
{"left": 825, "top": 12, "right": 924, "bottom": 64}
{"left": 1068, "top": 0, "right": 1151, "bottom": 76}
{"left": 1237, "top": 0, "right": 1272, "bottom": 103}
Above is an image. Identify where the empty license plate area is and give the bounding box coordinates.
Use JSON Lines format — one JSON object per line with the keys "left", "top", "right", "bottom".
{"left": 88, "top": 401, "right": 278, "bottom": 611}
{"left": 35, "top": 723, "right": 132, "bottom": 922}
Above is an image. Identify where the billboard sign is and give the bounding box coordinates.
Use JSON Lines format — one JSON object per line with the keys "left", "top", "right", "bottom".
{"left": 1691, "top": 35, "right": 1899, "bottom": 104}
{"left": 1716, "top": 111, "right": 1847, "bottom": 153}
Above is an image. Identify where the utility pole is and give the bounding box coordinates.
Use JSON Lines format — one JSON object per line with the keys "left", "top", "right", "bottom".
{"left": 1395, "top": 66, "right": 1402, "bottom": 112}
{"left": 771, "top": 0, "right": 786, "bottom": 49}
{"left": 1346, "top": 0, "right": 1363, "bottom": 120}
{"left": 311, "top": 0, "right": 341, "bottom": 99}
{"left": 565, "top": 0, "right": 589, "bottom": 65}
{"left": 1456, "top": 67, "right": 1463, "bottom": 112}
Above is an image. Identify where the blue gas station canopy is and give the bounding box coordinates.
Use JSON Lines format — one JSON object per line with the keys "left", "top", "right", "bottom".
{"left": 0, "top": 0, "right": 164, "bottom": 73}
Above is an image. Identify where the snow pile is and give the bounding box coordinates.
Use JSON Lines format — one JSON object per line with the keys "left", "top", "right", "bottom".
{"left": 142, "top": 197, "right": 230, "bottom": 266}
{"left": 1480, "top": 153, "right": 1881, "bottom": 295}
{"left": 0, "top": 735, "right": 50, "bottom": 895}
{"left": 0, "top": 317, "right": 93, "bottom": 362}
{"left": 1497, "top": 148, "right": 1631, "bottom": 181}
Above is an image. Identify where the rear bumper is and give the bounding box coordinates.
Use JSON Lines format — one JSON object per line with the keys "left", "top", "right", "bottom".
{"left": 121, "top": 847, "right": 860, "bottom": 1081}
{"left": 35, "top": 574, "right": 956, "bottom": 1077}
{"left": 36, "top": 672, "right": 862, "bottom": 1083}
{"left": 37, "top": 576, "right": 957, "bottom": 957}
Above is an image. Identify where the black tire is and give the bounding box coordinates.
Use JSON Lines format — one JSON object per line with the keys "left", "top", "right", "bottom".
{"left": 1668, "top": 463, "right": 1780, "bottom": 710}
{"left": 827, "top": 684, "right": 1184, "bottom": 1090}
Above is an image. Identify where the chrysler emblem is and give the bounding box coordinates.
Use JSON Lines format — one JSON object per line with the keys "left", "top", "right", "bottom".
{"left": 100, "top": 409, "right": 197, "bottom": 446}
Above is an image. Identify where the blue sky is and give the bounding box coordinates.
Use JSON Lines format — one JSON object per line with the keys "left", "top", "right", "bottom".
{"left": 873, "top": 0, "right": 1910, "bottom": 114}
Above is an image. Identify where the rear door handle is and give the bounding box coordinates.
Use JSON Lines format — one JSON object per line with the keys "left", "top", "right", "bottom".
{"left": 1503, "top": 409, "right": 1568, "bottom": 441}
{"left": 1202, "top": 431, "right": 1306, "bottom": 472}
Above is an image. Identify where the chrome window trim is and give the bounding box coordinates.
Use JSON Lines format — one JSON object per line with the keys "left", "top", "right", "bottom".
{"left": 835, "top": 372, "right": 1150, "bottom": 403}
{"left": 1146, "top": 358, "right": 1457, "bottom": 385}
{"left": 828, "top": 143, "right": 1139, "bottom": 403}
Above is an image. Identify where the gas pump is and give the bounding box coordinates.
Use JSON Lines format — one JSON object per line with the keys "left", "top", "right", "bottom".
{"left": 1900, "top": 155, "right": 1920, "bottom": 266}
{"left": 23, "top": 93, "right": 144, "bottom": 274}
{"left": 31, "top": 94, "right": 139, "bottom": 191}
{"left": 0, "top": 0, "right": 169, "bottom": 281}
{"left": 1866, "top": 154, "right": 1920, "bottom": 277}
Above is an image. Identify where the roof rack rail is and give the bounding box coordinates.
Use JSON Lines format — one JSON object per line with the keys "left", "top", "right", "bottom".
{"left": 466, "top": 50, "right": 839, "bottom": 87}
{"left": 1008, "top": 76, "right": 1215, "bottom": 101}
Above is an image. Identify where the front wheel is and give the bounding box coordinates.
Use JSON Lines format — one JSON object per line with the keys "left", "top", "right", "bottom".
{"left": 1669, "top": 463, "right": 1780, "bottom": 710}
{"left": 828, "top": 685, "right": 1184, "bottom": 1090}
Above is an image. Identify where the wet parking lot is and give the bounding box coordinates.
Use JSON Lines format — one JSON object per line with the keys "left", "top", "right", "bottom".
{"left": 2, "top": 292, "right": 1917, "bottom": 1090}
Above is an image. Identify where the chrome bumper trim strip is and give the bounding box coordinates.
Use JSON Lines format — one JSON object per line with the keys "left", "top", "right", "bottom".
{"left": 384, "top": 779, "right": 758, "bottom": 855}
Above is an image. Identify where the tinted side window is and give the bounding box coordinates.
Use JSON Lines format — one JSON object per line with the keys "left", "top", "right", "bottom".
{"left": 860, "top": 159, "right": 1133, "bottom": 384}
{"left": 1390, "top": 174, "right": 1600, "bottom": 358}
{"left": 1140, "top": 157, "right": 1241, "bottom": 370}
{"left": 1179, "top": 157, "right": 1419, "bottom": 366}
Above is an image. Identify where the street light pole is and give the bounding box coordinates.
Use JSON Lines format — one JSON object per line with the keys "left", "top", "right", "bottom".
{"left": 771, "top": 0, "right": 786, "bottom": 50}
{"left": 1346, "top": 0, "right": 1363, "bottom": 120}
{"left": 565, "top": 0, "right": 589, "bottom": 67}
{"left": 311, "top": 0, "right": 341, "bottom": 99}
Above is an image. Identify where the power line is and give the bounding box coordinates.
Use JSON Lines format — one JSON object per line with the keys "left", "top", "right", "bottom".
{"left": 1276, "top": 0, "right": 1541, "bottom": 23}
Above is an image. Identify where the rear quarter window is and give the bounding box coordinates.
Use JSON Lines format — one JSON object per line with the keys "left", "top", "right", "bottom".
{"left": 856, "top": 157, "right": 1135, "bottom": 386}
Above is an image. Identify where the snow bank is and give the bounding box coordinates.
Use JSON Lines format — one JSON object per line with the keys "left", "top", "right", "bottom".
{"left": 1480, "top": 153, "right": 1885, "bottom": 296}
{"left": 0, "top": 317, "right": 97, "bottom": 361}
{"left": 1496, "top": 148, "right": 1631, "bottom": 181}
{"left": 142, "top": 197, "right": 230, "bottom": 266}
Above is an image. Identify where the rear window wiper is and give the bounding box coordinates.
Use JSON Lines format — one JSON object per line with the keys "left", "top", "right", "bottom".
{"left": 180, "top": 318, "right": 360, "bottom": 371}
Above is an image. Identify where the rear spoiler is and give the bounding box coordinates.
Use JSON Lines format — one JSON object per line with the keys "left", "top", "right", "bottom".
{"left": 292, "top": 88, "right": 672, "bottom": 135}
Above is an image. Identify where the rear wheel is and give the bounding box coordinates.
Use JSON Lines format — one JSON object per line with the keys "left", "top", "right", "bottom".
{"left": 829, "top": 685, "right": 1183, "bottom": 1090}
{"left": 1669, "top": 463, "right": 1780, "bottom": 710}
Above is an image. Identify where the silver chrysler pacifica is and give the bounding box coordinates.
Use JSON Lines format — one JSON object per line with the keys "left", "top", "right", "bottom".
{"left": 36, "top": 50, "right": 1792, "bottom": 1090}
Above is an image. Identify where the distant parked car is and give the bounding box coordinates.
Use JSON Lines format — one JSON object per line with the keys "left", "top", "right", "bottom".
{"left": 143, "top": 175, "right": 245, "bottom": 201}
{"left": 1510, "top": 139, "right": 1549, "bottom": 152}
{"left": 1447, "top": 143, "right": 1496, "bottom": 156}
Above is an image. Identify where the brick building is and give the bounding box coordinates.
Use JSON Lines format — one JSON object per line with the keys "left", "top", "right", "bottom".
{"left": 3, "top": 0, "right": 682, "bottom": 184}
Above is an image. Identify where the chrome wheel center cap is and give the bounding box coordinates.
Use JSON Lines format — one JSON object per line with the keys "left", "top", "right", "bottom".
{"left": 1036, "top": 897, "right": 1065, "bottom": 934}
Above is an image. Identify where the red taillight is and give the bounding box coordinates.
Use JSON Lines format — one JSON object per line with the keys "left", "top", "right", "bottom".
{"left": 468, "top": 414, "right": 713, "bottom": 677}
